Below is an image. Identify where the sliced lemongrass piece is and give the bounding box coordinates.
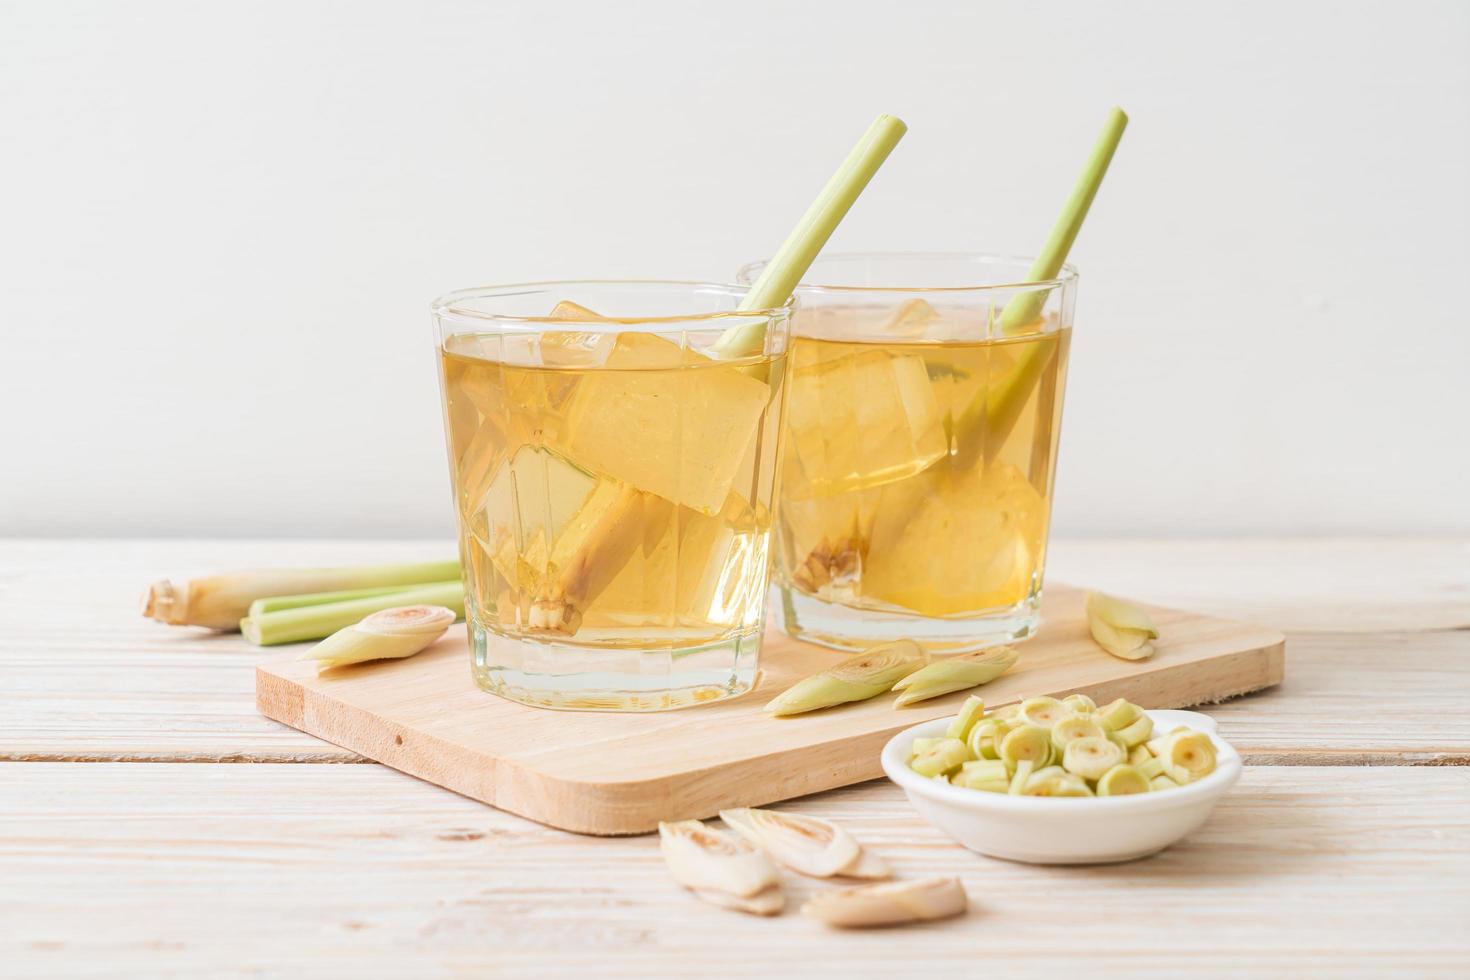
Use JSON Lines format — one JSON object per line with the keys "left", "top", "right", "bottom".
{"left": 658, "top": 820, "right": 779, "bottom": 899}
{"left": 693, "top": 885, "right": 784, "bottom": 916}
{"left": 1096, "top": 698, "right": 1143, "bottom": 732}
{"left": 296, "top": 604, "right": 455, "bottom": 670}
{"left": 1150, "top": 774, "right": 1180, "bottom": 791}
{"left": 951, "top": 759, "right": 1009, "bottom": 791}
{"left": 989, "top": 703, "right": 1021, "bottom": 723}
{"left": 1086, "top": 591, "right": 1159, "bottom": 661}
{"left": 1096, "top": 764, "right": 1151, "bottom": 796}
{"left": 1135, "top": 756, "right": 1166, "bottom": 781}
{"left": 1007, "top": 759, "right": 1036, "bottom": 795}
{"left": 240, "top": 581, "right": 465, "bottom": 646}
{"left": 908, "top": 738, "right": 971, "bottom": 778}
{"left": 1116, "top": 713, "right": 1155, "bottom": 748}
{"left": 143, "top": 559, "right": 461, "bottom": 631}
{"left": 765, "top": 640, "right": 926, "bottom": 716}
{"left": 1024, "top": 772, "right": 1093, "bottom": 797}
{"left": 802, "top": 877, "right": 966, "bottom": 929}
{"left": 892, "top": 646, "right": 1019, "bottom": 706}
{"left": 966, "top": 718, "right": 1009, "bottom": 760}
{"left": 1001, "top": 725, "right": 1054, "bottom": 770}
{"left": 1050, "top": 715, "right": 1107, "bottom": 755}
{"left": 718, "top": 808, "right": 860, "bottom": 879}
{"left": 1061, "top": 736, "right": 1126, "bottom": 781}
{"left": 1158, "top": 730, "right": 1218, "bottom": 784}
{"left": 1018, "top": 696, "right": 1068, "bottom": 729}
{"left": 908, "top": 736, "right": 944, "bottom": 759}
{"left": 1128, "top": 744, "right": 1152, "bottom": 767}
{"left": 715, "top": 115, "right": 908, "bottom": 357}
{"left": 1062, "top": 693, "right": 1096, "bottom": 715}
{"left": 945, "top": 695, "right": 987, "bottom": 740}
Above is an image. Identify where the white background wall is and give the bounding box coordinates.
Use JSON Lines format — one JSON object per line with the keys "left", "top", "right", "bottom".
{"left": 2, "top": 0, "right": 1466, "bottom": 538}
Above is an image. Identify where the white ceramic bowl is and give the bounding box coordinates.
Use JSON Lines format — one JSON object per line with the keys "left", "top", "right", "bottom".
{"left": 881, "top": 709, "right": 1241, "bottom": 865}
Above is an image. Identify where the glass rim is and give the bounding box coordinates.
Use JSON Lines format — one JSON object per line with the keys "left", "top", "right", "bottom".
{"left": 735, "top": 251, "right": 1080, "bottom": 295}
{"left": 431, "top": 279, "right": 794, "bottom": 325}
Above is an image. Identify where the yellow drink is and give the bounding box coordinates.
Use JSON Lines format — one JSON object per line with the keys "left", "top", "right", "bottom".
{"left": 771, "top": 292, "right": 1072, "bottom": 652}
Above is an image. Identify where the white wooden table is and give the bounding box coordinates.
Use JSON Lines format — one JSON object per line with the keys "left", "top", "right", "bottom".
{"left": 3, "top": 538, "right": 1468, "bottom": 977}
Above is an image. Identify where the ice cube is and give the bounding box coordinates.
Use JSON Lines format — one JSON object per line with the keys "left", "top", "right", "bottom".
{"left": 595, "top": 492, "right": 765, "bottom": 630}
{"left": 859, "top": 461, "right": 1045, "bottom": 616}
{"left": 783, "top": 346, "right": 947, "bottom": 497}
{"left": 476, "top": 444, "right": 671, "bottom": 632}
{"left": 880, "top": 298, "right": 941, "bottom": 337}
{"left": 540, "top": 301, "right": 616, "bottom": 368}
{"left": 555, "top": 333, "right": 771, "bottom": 515}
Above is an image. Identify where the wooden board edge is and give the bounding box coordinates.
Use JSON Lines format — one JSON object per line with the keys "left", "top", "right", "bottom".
{"left": 253, "top": 631, "right": 1287, "bottom": 837}
{"left": 257, "top": 663, "right": 503, "bottom": 807}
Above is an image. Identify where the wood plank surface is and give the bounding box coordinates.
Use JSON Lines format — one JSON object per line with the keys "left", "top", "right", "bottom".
{"left": 1211, "top": 629, "right": 1470, "bottom": 765}
{"left": 1046, "top": 537, "right": 1470, "bottom": 632}
{"left": 255, "top": 585, "right": 1283, "bottom": 834}
{"left": 3, "top": 539, "right": 1467, "bottom": 766}
{"left": 3, "top": 762, "right": 1466, "bottom": 978}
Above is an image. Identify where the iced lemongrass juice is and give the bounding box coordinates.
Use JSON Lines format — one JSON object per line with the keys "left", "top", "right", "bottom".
{"left": 740, "top": 255, "right": 1077, "bottom": 653}
{"left": 434, "top": 283, "right": 789, "bottom": 710}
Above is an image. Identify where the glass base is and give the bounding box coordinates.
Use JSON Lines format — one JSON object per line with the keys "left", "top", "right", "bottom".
{"left": 777, "top": 586, "right": 1041, "bottom": 654}
{"left": 470, "top": 624, "right": 762, "bottom": 712}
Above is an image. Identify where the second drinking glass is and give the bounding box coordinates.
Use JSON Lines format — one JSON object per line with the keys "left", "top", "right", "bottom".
{"left": 737, "top": 253, "right": 1076, "bottom": 654}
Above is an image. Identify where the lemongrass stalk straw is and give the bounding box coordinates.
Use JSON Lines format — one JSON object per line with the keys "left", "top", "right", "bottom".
{"left": 998, "top": 107, "right": 1129, "bottom": 334}
{"left": 296, "top": 604, "right": 456, "bottom": 670}
{"left": 952, "top": 108, "right": 1128, "bottom": 461}
{"left": 713, "top": 114, "right": 908, "bottom": 358}
{"left": 143, "top": 559, "right": 461, "bottom": 630}
{"left": 240, "top": 581, "right": 465, "bottom": 646}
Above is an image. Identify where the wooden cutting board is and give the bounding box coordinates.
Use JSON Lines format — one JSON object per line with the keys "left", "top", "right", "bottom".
{"left": 255, "top": 584, "right": 1284, "bottom": 835}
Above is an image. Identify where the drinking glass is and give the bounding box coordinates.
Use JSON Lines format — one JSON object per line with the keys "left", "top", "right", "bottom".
{"left": 433, "top": 282, "right": 791, "bottom": 710}
{"left": 736, "top": 253, "right": 1075, "bottom": 653}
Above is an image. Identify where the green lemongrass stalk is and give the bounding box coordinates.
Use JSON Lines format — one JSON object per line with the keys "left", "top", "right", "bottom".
{"left": 998, "top": 107, "right": 1129, "bottom": 333}
{"left": 240, "top": 581, "right": 465, "bottom": 646}
{"left": 890, "top": 646, "right": 1019, "bottom": 707}
{"left": 764, "top": 638, "right": 925, "bottom": 716}
{"left": 143, "top": 559, "right": 460, "bottom": 631}
{"left": 248, "top": 584, "right": 426, "bottom": 617}
{"left": 952, "top": 108, "right": 1128, "bottom": 461}
{"left": 713, "top": 114, "right": 908, "bottom": 358}
{"left": 296, "top": 604, "right": 457, "bottom": 670}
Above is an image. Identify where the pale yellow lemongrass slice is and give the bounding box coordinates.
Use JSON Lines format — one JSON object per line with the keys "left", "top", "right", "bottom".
{"left": 692, "top": 885, "right": 785, "bottom": 916}
{"left": 296, "top": 604, "right": 456, "bottom": 670}
{"left": 1086, "top": 591, "right": 1159, "bottom": 661}
{"left": 719, "top": 808, "right": 873, "bottom": 880}
{"left": 658, "top": 820, "right": 780, "bottom": 899}
{"left": 803, "top": 877, "right": 967, "bottom": 928}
